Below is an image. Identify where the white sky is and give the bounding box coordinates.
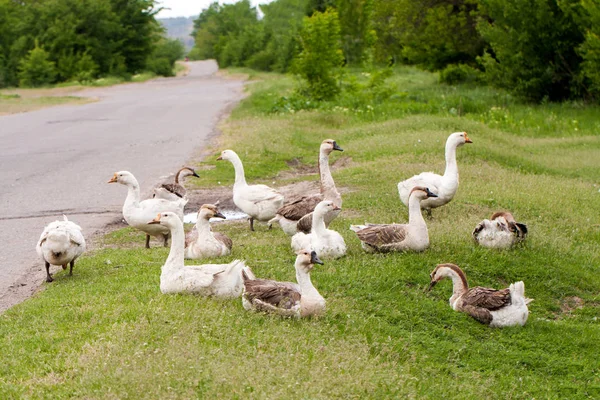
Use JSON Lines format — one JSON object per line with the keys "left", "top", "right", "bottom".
{"left": 157, "top": 0, "right": 274, "bottom": 18}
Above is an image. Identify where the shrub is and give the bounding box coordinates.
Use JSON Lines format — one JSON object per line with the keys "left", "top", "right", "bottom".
{"left": 439, "top": 64, "right": 481, "bottom": 85}
{"left": 18, "top": 45, "right": 57, "bottom": 87}
{"left": 146, "top": 57, "right": 174, "bottom": 77}
{"left": 292, "top": 8, "right": 344, "bottom": 100}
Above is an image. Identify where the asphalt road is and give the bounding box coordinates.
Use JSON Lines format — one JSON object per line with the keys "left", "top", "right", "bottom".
{"left": 0, "top": 61, "right": 244, "bottom": 311}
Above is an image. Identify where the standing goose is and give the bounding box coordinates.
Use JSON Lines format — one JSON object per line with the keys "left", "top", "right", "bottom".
{"left": 217, "top": 149, "right": 284, "bottom": 231}
{"left": 269, "top": 139, "right": 344, "bottom": 235}
{"left": 350, "top": 187, "right": 437, "bottom": 252}
{"left": 36, "top": 216, "right": 86, "bottom": 282}
{"left": 108, "top": 171, "right": 187, "bottom": 248}
{"left": 291, "top": 201, "right": 346, "bottom": 259}
{"left": 153, "top": 166, "right": 199, "bottom": 201}
{"left": 148, "top": 212, "right": 253, "bottom": 297}
{"left": 241, "top": 250, "right": 325, "bottom": 318}
{"left": 397, "top": 132, "right": 472, "bottom": 215}
{"left": 185, "top": 204, "right": 233, "bottom": 259}
{"left": 428, "top": 263, "right": 532, "bottom": 327}
{"left": 472, "top": 211, "right": 528, "bottom": 249}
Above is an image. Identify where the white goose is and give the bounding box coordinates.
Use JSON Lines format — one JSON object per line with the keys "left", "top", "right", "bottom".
{"left": 291, "top": 201, "right": 346, "bottom": 259}
{"left": 217, "top": 149, "right": 284, "bottom": 231}
{"left": 36, "top": 216, "right": 86, "bottom": 282}
{"left": 398, "top": 132, "right": 472, "bottom": 215}
{"left": 472, "top": 211, "right": 528, "bottom": 249}
{"left": 269, "top": 139, "right": 343, "bottom": 235}
{"left": 153, "top": 166, "right": 199, "bottom": 201}
{"left": 108, "top": 171, "right": 187, "bottom": 248}
{"left": 428, "top": 263, "right": 532, "bottom": 327}
{"left": 184, "top": 204, "right": 232, "bottom": 259}
{"left": 148, "top": 212, "right": 253, "bottom": 297}
{"left": 242, "top": 250, "right": 325, "bottom": 318}
{"left": 350, "top": 187, "right": 437, "bottom": 252}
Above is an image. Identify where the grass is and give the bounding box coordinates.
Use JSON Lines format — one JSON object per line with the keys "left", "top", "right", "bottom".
{"left": 0, "top": 66, "right": 599, "bottom": 398}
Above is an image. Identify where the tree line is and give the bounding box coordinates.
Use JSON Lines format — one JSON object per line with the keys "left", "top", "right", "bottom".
{"left": 0, "top": 0, "right": 185, "bottom": 88}
{"left": 190, "top": 0, "right": 600, "bottom": 102}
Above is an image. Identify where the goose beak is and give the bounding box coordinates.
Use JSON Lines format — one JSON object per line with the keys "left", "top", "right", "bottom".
{"left": 216, "top": 156, "right": 223, "bottom": 161}
{"left": 464, "top": 132, "right": 473, "bottom": 143}
{"left": 426, "top": 280, "right": 438, "bottom": 292}
{"left": 107, "top": 174, "right": 118, "bottom": 183}
{"left": 333, "top": 141, "right": 343, "bottom": 151}
{"left": 148, "top": 213, "right": 161, "bottom": 224}
{"left": 214, "top": 212, "right": 226, "bottom": 219}
{"left": 192, "top": 170, "right": 200, "bottom": 178}
{"left": 310, "top": 251, "right": 324, "bottom": 265}
{"left": 425, "top": 188, "right": 438, "bottom": 198}
{"left": 332, "top": 205, "right": 342, "bottom": 211}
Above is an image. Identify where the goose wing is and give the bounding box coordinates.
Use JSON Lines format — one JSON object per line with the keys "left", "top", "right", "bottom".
{"left": 245, "top": 185, "right": 283, "bottom": 204}
{"left": 214, "top": 232, "right": 233, "bottom": 250}
{"left": 296, "top": 212, "right": 314, "bottom": 234}
{"left": 462, "top": 287, "right": 511, "bottom": 310}
{"left": 185, "top": 226, "right": 198, "bottom": 248}
{"left": 159, "top": 183, "right": 186, "bottom": 198}
{"left": 277, "top": 194, "right": 322, "bottom": 221}
{"left": 354, "top": 224, "right": 408, "bottom": 246}
{"left": 243, "top": 279, "right": 301, "bottom": 309}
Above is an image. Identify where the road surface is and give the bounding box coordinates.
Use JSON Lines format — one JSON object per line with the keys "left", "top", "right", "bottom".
{"left": 0, "top": 61, "right": 244, "bottom": 311}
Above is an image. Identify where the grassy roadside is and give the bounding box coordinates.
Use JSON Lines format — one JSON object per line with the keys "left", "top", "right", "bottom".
{"left": 0, "top": 66, "right": 598, "bottom": 398}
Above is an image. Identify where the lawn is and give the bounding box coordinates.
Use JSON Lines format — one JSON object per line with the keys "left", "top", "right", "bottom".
{"left": 0, "top": 66, "right": 598, "bottom": 399}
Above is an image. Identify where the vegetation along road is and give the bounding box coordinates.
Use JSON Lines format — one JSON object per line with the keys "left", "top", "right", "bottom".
{"left": 0, "top": 61, "right": 243, "bottom": 312}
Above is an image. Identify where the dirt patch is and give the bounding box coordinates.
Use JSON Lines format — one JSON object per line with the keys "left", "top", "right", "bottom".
{"left": 560, "top": 296, "right": 584, "bottom": 314}
{"left": 278, "top": 156, "right": 354, "bottom": 180}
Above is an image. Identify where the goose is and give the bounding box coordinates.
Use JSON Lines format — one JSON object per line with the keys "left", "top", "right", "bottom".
{"left": 350, "top": 187, "right": 437, "bottom": 252}
{"left": 428, "top": 263, "right": 532, "bottom": 327}
{"left": 153, "top": 166, "right": 199, "bottom": 201}
{"left": 217, "top": 149, "right": 284, "bottom": 231}
{"left": 108, "top": 171, "right": 187, "bottom": 248}
{"left": 291, "top": 201, "right": 346, "bottom": 259}
{"left": 241, "top": 250, "right": 325, "bottom": 318}
{"left": 148, "top": 212, "right": 253, "bottom": 297}
{"left": 472, "top": 211, "right": 528, "bottom": 249}
{"left": 397, "top": 132, "right": 472, "bottom": 215}
{"left": 36, "top": 215, "right": 86, "bottom": 282}
{"left": 269, "top": 139, "right": 343, "bottom": 235}
{"left": 184, "top": 204, "right": 232, "bottom": 259}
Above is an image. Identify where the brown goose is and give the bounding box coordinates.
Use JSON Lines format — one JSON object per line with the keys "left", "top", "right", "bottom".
{"left": 428, "top": 263, "right": 532, "bottom": 327}
{"left": 350, "top": 187, "right": 437, "bottom": 252}
{"left": 269, "top": 139, "right": 343, "bottom": 235}
{"left": 184, "top": 204, "right": 232, "bottom": 259}
{"left": 241, "top": 250, "right": 325, "bottom": 318}
{"left": 472, "top": 211, "right": 528, "bottom": 249}
{"left": 154, "top": 167, "right": 199, "bottom": 201}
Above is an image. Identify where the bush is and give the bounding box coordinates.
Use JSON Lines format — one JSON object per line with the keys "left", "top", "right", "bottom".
{"left": 74, "top": 53, "right": 99, "bottom": 82}
{"left": 439, "top": 64, "right": 481, "bottom": 85}
{"left": 292, "top": 8, "right": 344, "bottom": 100}
{"left": 18, "top": 45, "right": 57, "bottom": 87}
{"left": 147, "top": 39, "right": 185, "bottom": 77}
{"left": 146, "top": 57, "right": 174, "bottom": 77}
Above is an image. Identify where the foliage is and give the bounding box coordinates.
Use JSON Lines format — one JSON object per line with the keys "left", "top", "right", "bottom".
{"left": 477, "top": 0, "right": 586, "bottom": 102}
{"left": 579, "top": 0, "right": 600, "bottom": 98}
{"left": 293, "top": 8, "right": 344, "bottom": 100}
{"left": 147, "top": 38, "right": 185, "bottom": 77}
{"left": 439, "top": 63, "right": 481, "bottom": 85}
{"left": 18, "top": 46, "right": 57, "bottom": 87}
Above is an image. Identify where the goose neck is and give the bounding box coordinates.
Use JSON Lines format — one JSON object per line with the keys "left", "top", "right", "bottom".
{"left": 447, "top": 268, "right": 469, "bottom": 298}
{"left": 319, "top": 151, "right": 337, "bottom": 198}
{"left": 443, "top": 139, "right": 459, "bottom": 182}
{"left": 195, "top": 216, "right": 212, "bottom": 237}
{"left": 124, "top": 182, "right": 141, "bottom": 209}
{"left": 408, "top": 195, "right": 426, "bottom": 226}
{"left": 296, "top": 268, "right": 318, "bottom": 297}
{"left": 229, "top": 155, "right": 247, "bottom": 187}
{"left": 311, "top": 210, "right": 328, "bottom": 236}
{"left": 165, "top": 222, "right": 185, "bottom": 270}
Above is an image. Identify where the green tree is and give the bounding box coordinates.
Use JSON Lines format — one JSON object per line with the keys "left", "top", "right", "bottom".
{"left": 337, "top": 0, "right": 375, "bottom": 65}
{"left": 18, "top": 45, "right": 57, "bottom": 87}
{"left": 293, "top": 8, "right": 344, "bottom": 99}
{"left": 579, "top": 0, "right": 600, "bottom": 98}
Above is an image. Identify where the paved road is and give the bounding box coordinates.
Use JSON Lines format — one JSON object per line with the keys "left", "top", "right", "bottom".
{"left": 0, "top": 61, "right": 244, "bottom": 311}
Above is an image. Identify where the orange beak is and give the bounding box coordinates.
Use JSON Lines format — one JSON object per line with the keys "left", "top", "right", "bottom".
{"left": 148, "top": 213, "right": 161, "bottom": 224}
{"left": 107, "top": 173, "right": 118, "bottom": 183}
{"left": 464, "top": 132, "right": 473, "bottom": 143}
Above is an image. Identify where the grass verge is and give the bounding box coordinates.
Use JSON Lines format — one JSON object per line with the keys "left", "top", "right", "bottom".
{"left": 0, "top": 67, "right": 598, "bottom": 398}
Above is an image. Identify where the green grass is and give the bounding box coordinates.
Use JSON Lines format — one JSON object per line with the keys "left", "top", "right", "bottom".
{"left": 1, "top": 67, "right": 599, "bottom": 398}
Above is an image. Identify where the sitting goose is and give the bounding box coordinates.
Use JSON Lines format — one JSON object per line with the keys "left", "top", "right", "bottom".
{"left": 398, "top": 132, "right": 472, "bottom": 216}
{"left": 291, "top": 201, "right": 346, "bottom": 259}
{"left": 108, "top": 171, "right": 187, "bottom": 248}
{"left": 149, "top": 212, "right": 253, "bottom": 297}
{"left": 153, "top": 166, "right": 199, "bottom": 201}
{"left": 350, "top": 187, "right": 437, "bottom": 252}
{"left": 184, "top": 204, "right": 232, "bottom": 259}
{"left": 217, "top": 149, "right": 284, "bottom": 231}
{"left": 472, "top": 211, "right": 528, "bottom": 249}
{"left": 241, "top": 250, "right": 325, "bottom": 318}
{"left": 428, "top": 263, "right": 532, "bottom": 327}
{"left": 36, "top": 216, "right": 86, "bottom": 282}
{"left": 269, "top": 139, "right": 343, "bottom": 235}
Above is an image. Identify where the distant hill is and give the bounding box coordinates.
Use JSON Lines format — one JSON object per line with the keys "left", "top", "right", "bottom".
{"left": 158, "top": 17, "right": 195, "bottom": 52}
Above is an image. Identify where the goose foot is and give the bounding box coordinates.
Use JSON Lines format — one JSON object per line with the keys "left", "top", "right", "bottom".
{"left": 69, "top": 260, "right": 74, "bottom": 276}
{"left": 249, "top": 217, "right": 255, "bottom": 231}
{"left": 45, "top": 262, "right": 53, "bottom": 283}
{"left": 145, "top": 234, "right": 151, "bottom": 249}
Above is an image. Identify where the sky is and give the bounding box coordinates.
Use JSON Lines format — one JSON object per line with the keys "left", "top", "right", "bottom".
{"left": 157, "top": 0, "right": 274, "bottom": 18}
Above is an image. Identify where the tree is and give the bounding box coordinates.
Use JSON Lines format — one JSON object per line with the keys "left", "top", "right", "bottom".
{"left": 337, "top": 0, "right": 375, "bottom": 65}
{"left": 18, "top": 45, "right": 57, "bottom": 87}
